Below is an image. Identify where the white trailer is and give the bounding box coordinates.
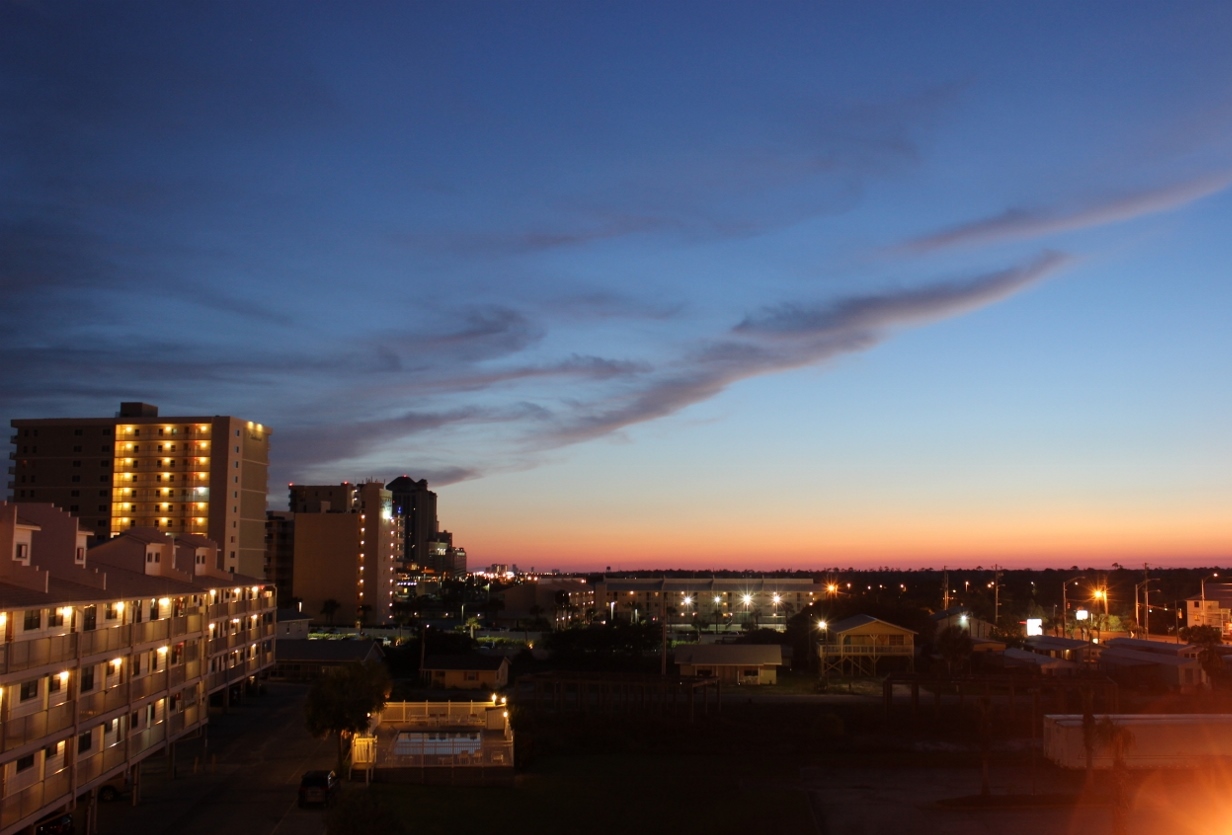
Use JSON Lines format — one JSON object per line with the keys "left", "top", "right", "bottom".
{"left": 1043, "top": 714, "right": 1232, "bottom": 769}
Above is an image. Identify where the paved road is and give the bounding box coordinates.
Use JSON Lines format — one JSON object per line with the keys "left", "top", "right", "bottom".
{"left": 93, "top": 683, "right": 339, "bottom": 835}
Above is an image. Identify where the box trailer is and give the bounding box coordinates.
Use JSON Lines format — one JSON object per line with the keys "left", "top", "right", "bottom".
{"left": 1043, "top": 714, "right": 1232, "bottom": 769}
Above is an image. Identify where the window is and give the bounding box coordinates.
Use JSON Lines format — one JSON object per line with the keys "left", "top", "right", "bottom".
{"left": 70, "top": 490, "right": 80, "bottom": 497}
{"left": 78, "top": 731, "right": 93, "bottom": 754}
{"left": 15, "top": 754, "right": 35, "bottom": 773}
{"left": 71, "top": 476, "right": 81, "bottom": 483}
{"left": 72, "top": 460, "right": 81, "bottom": 467}
{"left": 80, "top": 666, "right": 95, "bottom": 691}
{"left": 104, "top": 602, "right": 120, "bottom": 620}
{"left": 48, "top": 609, "right": 64, "bottom": 627}
{"left": 20, "top": 680, "right": 38, "bottom": 701}
{"left": 82, "top": 606, "right": 97, "bottom": 631}
{"left": 48, "top": 674, "right": 62, "bottom": 694}
{"left": 73, "top": 445, "right": 82, "bottom": 452}
{"left": 23, "top": 609, "right": 41, "bottom": 630}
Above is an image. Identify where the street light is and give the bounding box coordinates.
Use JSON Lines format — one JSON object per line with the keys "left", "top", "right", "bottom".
{"left": 772, "top": 594, "right": 782, "bottom": 628}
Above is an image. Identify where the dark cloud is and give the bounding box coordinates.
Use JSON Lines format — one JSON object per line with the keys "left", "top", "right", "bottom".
{"left": 274, "top": 409, "right": 484, "bottom": 478}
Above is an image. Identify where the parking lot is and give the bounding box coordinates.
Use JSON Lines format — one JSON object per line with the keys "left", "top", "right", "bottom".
{"left": 92, "top": 683, "right": 339, "bottom": 835}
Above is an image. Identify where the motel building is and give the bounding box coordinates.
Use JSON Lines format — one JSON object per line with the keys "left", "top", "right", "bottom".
{"left": 0, "top": 503, "right": 276, "bottom": 835}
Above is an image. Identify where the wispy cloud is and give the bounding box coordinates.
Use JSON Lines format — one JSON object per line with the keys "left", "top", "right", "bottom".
{"left": 536, "top": 252, "right": 1071, "bottom": 447}
{"left": 904, "top": 172, "right": 1232, "bottom": 252}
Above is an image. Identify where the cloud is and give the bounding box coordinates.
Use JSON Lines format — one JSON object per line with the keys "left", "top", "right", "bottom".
{"left": 538, "top": 252, "right": 1071, "bottom": 447}
{"left": 737, "top": 251, "right": 1070, "bottom": 336}
{"left": 904, "top": 172, "right": 1232, "bottom": 252}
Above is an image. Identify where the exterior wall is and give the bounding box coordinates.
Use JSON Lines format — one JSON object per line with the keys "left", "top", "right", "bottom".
{"left": 291, "top": 513, "right": 362, "bottom": 623}
{"left": 9, "top": 406, "right": 271, "bottom": 580}
{"left": 425, "top": 666, "right": 507, "bottom": 691}
{"left": 678, "top": 663, "right": 777, "bottom": 685}
{"left": 287, "top": 482, "right": 400, "bottom": 625}
{"left": 264, "top": 512, "right": 295, "bottom": 604}
{"left": 0, "top": 506, "right": 276, "bottom": 835}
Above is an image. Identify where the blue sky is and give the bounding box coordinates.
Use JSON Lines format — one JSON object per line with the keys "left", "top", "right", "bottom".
{"left": 3, "top": 2, "right": 1230, "bottom": 570}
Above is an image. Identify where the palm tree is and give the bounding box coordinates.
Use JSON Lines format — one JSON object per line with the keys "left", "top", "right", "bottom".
{"left": 320, "top": 598, "right": 340, "bottom": 626}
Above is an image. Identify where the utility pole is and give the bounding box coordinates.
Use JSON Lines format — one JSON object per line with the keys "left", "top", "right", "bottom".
{"left": 993, "top": 565, "right": 1003, "bottom": 628}
{"left": 942, "top": 568, "right": 951, "bottom": 611}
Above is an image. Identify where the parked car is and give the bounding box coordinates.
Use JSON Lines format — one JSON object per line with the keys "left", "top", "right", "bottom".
{"left": 34, "top": 812, "right": 73, "bottom": 835}
{"left": 297, "top": 770, "right": 339, "bottom": 808}
{"left": 98, "top": 773, "right": 132, "bottom": 802}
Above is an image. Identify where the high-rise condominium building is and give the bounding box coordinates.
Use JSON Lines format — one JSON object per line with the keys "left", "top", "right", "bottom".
{"left": 8, "top": 402, "right": 270, "bottom": 578}
{"left": 385, "top": 476, "right": 437, "bottom": 570}
{"left": 287, "top": 481, "right": 402, "bottom": 626}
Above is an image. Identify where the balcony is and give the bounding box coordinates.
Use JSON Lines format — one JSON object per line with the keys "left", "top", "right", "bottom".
{"left": 79, "top": 625, "right": 132, "bottom": 657}
{"left": 1, "top": 702, "right": 74, "bottom": 754}
{"left": 0, "top": 769, "right": 71, "bottom": 833}
{"left": 131, "top": 620, "right": 171, "bottom": 645}
{"left": 1, "top": 633, "right": 78, "bottom": 674}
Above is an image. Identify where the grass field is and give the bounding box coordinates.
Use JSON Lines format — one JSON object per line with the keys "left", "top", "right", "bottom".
{"left": 365, "top": 752, "right": 815, "bottom": 835}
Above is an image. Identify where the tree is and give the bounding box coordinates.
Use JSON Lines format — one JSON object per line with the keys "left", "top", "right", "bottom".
{"left": 1180, "top": 624, "right": 1225, "bottom": 686}
{"left": 305, "top": 662, "right": 391, "bottom": 773}
{"left": 356, "top": 604, "right": 373, "bottom": 628}
{"left": 935, "top": 625, "right": 973, "bottom": 676}
{"left": 320, "top": 599, "right": 340, "bottom": 626}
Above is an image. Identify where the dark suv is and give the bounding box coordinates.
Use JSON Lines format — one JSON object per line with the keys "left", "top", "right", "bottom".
{"left": 34, "top": 812, "right": 73, "bottom": 835}
{"left": 297, "top": 770, "right": 339, "bottom": 808}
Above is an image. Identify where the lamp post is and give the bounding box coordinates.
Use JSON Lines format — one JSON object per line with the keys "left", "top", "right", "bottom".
{"left": 1062, "top": 576, "right": 1086, "bottom": 638}
{"left": 1199, "top": 574, "right": 1220, "bottom": 630}
{"left": 772, "top": 594, "right": 782, "bottom": 629}
{"left": 817, "top": 620, "right": 828, "bottom": 683}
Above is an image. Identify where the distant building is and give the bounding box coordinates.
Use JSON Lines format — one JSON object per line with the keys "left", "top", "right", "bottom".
{"left": 421, "top": 655, "right": 510, "bottom": 691}
{"left": 0, "top": 502, "right": 275, "bottom": 833}
{"left": 287, "top": 482, "right": 402, "bottom": 626}
{"left": 593, "top": 576, "right": 824, "bottom": 629}
{"left": 675, "top": 645, "right": 783, "bottom": 685}
{"left": 819, "top": 614, "right": 916, "bottom": 676}
{"left": 496, "top": 579, "right": 593, "bottom": 628}
{"left": 272, "top": 638, "right": 384, "bottom": 681}
{"left": 9, "top": 402, "right": 271, "bottom": 578}
{"left": 264, "top": 511, "right": 295, "bottom": 604}
{"left": 385, "top": 476, "right": 437, "bottom": 570}
{"left": 1187, "top": 582, "right": 1232, "bottom": 634}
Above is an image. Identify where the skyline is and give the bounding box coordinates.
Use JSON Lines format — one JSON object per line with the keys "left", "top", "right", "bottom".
{"left": 3, "top": 3, "right": 1230, "bottom": 571}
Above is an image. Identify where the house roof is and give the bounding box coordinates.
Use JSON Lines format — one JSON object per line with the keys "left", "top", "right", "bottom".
{"left": 276, "top": 608, "right": 312, "bottom": 623}
{"left": 422, "top": 654, "right": 509, "bottom": 671}
{"left": 1104, "top": 637, "right": 1199, "bottom": 657}
{"left": 826, "top": 614, "right": 917, "bottom": 636}
{"left": 1099, "top": 646, "right": 1201, "bottom": 669}
{"left": 275, "top": 638, "right": 384, "bottom": 663}
{"left": 675, "top": 644, "right": 783, "bottom": 667}
{"left": 1025, "top": 636, "right": 1090, "bottom": 652}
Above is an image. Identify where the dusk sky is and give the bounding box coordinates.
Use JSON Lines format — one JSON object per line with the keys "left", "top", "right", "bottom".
{"left": 3, "top": 3, "right": 1230, "bottom": 571}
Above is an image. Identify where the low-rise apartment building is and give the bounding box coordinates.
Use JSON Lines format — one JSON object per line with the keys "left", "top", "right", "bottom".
{"left": 0, "top": 503, "right": 275, "bottom": 835}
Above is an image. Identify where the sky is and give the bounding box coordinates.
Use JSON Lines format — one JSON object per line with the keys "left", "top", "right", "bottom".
{"left": 2, "top": 2, "right": 1230, "bottom": 572}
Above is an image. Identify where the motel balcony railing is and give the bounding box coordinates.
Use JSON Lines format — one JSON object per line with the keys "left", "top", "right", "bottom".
{"left": 818, "top": 643, "right": 914, "bottom": 657}
{"left": 0, "top": 768, "right": 71, "bottom": 833}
